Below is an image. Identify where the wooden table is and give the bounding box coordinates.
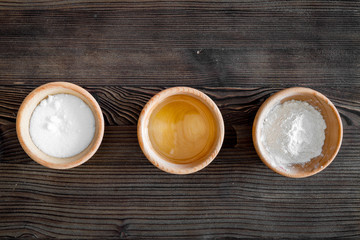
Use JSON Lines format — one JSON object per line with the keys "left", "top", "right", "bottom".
{"left": 0, "top": 1, "right": 359, "bottom": 238}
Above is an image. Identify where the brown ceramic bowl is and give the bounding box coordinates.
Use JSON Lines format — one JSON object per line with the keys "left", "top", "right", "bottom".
{"left": 138, "top": 87, "right": 224, "bottom": 174}
{"left": 16, "top": 82, "right": 104, "bottom": 169}
{"left": 253, "top": 87, "right": 343, "bottom": 178}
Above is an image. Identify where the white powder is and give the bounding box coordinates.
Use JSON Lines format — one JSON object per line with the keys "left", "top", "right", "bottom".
{"left": 261, "top": 100, "right": 326, "bottom": 168}
{"left": 29, "top": 94, "right": 95, "bottom": 158}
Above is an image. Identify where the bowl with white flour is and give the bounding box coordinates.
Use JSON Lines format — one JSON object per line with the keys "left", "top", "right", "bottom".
{"left": 252, "top": 87, "right": 343, "bottom": 178}
{"left": 17, "top": 82, "right": 104, "bottom": 169}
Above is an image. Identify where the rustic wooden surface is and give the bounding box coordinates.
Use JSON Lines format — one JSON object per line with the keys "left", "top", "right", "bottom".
{"left": 0, "top": 0, "right": 359, "bottom": 239}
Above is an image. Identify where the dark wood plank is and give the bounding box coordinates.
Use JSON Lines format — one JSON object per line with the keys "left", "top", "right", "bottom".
{"left": 2, "top": 0, "right": 359, "bottom": 11}
{"left": 0, "top": 86, "right": 359, "bottom": 238}
{"left": 0, "top": 124, "right": 360, "bottom": 238}
{"left": 0, "top": 1, "right": 359, "bottom": 86}
{"left": 0, "top": 86, "right": 359, "bottom": 127}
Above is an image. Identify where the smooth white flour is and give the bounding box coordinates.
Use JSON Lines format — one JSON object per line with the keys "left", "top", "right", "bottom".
{"left": 29, "top": 94, "right": 95, "bottom": 158}
{"left": 261, "top": 100, "right": 326, "bottom": 168}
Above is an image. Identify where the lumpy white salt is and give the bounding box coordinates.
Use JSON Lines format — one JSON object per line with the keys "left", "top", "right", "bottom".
{"left": 29, "top": 94, "right": 95, "bottom": 158}
{"left": 261, "top": 100, "right": 326, "bottom": 168}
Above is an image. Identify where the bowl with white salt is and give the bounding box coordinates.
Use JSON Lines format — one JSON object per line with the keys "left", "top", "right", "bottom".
{"left": 252, "top": 87, "right": 343, "bottom": 178}
{"left": 17, "top": 82, "right": 104, "bottom": 169}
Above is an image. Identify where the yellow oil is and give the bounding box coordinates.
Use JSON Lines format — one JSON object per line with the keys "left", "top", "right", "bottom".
{"left": 148, "top": 95, "right": 217, "bottom": 164}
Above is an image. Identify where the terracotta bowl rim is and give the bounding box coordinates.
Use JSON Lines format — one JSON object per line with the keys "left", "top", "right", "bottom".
{"left": 16, "top": 81, "right": 104, "bottom": 169}
{"left": 137, "top": 86, "right": 225, "bottom": 174}
{"left": 252, "top": 87, "right": 343, "bottom": 178}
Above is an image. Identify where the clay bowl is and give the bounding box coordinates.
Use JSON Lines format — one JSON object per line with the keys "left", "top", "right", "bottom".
{"left": 252, "top": 87, "right": 343, "bottom": 178}
{"left": 16, "top": 82, "right": 104, "bottom": 169}
{"left": 138, "top": 87, "right": 225, "bottom": 174}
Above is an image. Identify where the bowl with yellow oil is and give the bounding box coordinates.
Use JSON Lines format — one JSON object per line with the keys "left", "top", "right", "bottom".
{"left": 138, "top": 87, "right": 224, "bottom": 174}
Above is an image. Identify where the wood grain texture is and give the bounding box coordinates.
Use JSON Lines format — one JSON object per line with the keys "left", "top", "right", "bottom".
{"left": 1, "top": 86, "right": 360, "bottom": 238}
{"left": 0, "top": 0, "right": 360, "bottom": 239}
{"left": 0, "top": 1, "right": 359, "bottom": 86}
{"left": 1, "top": 86, "right": 359, "bottom": 127}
